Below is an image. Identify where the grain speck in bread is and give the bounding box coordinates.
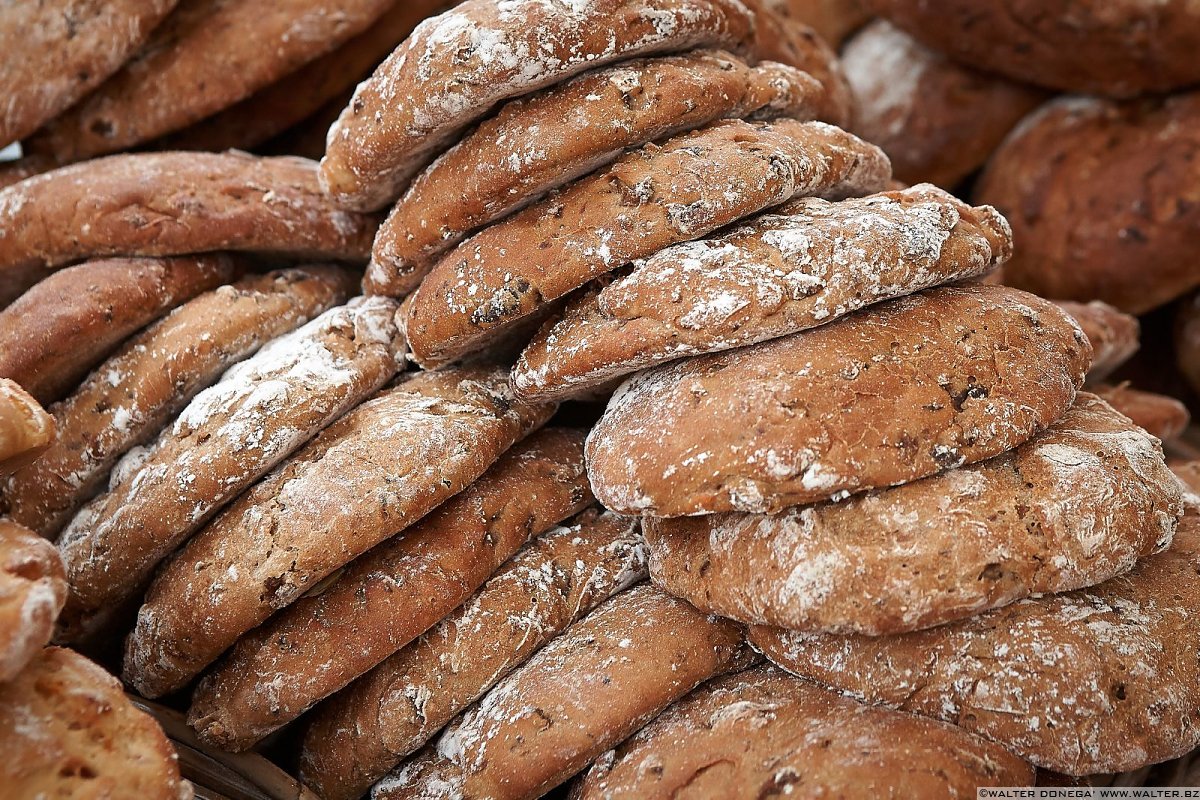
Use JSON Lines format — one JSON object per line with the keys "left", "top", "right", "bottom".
{"left": 647, "top": 393, "right": 1183, "bottom": 634}
{"left": 751, "top": 503, "right": 1200, "bottom": 775}
{"left": 56, "top": 297, "right": 405, "bottom": 644}
{"left": 373, "top": 583, "right": 755, "bottom": 800}
{"left": 976, "top": 93, "right": 1200, "bottom": 315}
{"left": 0, "top": 379, "right": 55, "bottom": 475}
{"left": 366, "top": 49, "right": 826, "bottom": 296}
{"left": 0, "top": 647, "right": 190, "bottom": 799}
{"left": 0, "top": 254, "right": 240, "bottom": 405}
{"left": 1094, "top": 383, "right": 1190, "bottom": 443}
{"left": 300, "top": 508, "right": 646, "bottom": 800}
{"left": 4, "top": 267, "right": 353, "bottom": 540}
{"left": 407, "top": 118, "right": 892, "bottom": 367}
{"left": 0, "top": 151, "right": 379, "bottom": 305}
{"left": 515, "top": 184, "right": 1012, "bottom": 402}
{"left": 0, "top": 522, "right": 67, "bottom": 683}
{"left": 587, "top": 284, "right": 1092, "bottom": 516}
{"left": 319, "top": 0, "right": 761, "bottom": 211}
{"left": 1056, "top": 300, "right": 1140, "bottom": 382}
{"left": 573, "top": 665, "right": 1035, "bottom": 798}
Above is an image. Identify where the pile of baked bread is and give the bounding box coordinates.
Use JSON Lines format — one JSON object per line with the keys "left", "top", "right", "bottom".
{"left": 1, "top": 0, "right": 1200, "bottom": 798}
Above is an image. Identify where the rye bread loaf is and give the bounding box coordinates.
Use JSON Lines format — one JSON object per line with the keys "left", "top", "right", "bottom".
{"left": 1057, "top": 300, "right": 1140, "bottom": 382}
{"left": 366, "top": 50, "right": 826, "bottom": 297}
{"left": 56, "top": 297, "right": 404, "bottom": 644}
{"left": 320, "top": 0, "right": 760, "bottom": 211}
{"left": 0, "top": 380, "right": 55, "bottom": 475}
{"left": 0, "top": 0, "right": 177, "bottom": 148}
{"left": 25, "top": 0, "right": 398, "bottom": 163}
{"left": 1176, "top": 291, "right": 1200, "bottom": 398}
{"left": 0, "top": 254, "right": 240, "bottom": 405}
{"left": 646, "top": 393, "right": 1183, "bottom": 634}
{"left": 132, "top": 372, "right": 555, "bottom": 704}
{"left": 0, "top": 647, "right": 190, "bottom": 799}
{"left": 842, "top": 20, "right": 1047, "bottom": 189}
{"left": 373, "top": 583, "right": 755, "bottom": 800}
{"left": 0, "top": 522, "right": 67, "bottom": 683}
{"left": 1095, "top": 383, "right": 1190, "bottom": 443}
{"left": 300, "top": 509, "right": 646, "bottom": 800}
{"left": 573, "top": 665, "right": 1035, "bottom": 798}
{"left": 587, "top": 284, "right": 1092, "bottom": 516}
{"left": 4, "top": 267, "right": 352, "bottom": 540}
{"left": 750, "top": 503, "right": 1200, "bottom": 775}
{"left": 0, "top": 151, "right": 379, "bottom": 305}
{"left": 871, "top": 0, "right": 1200, "bottom": 98}
{"left": 976, "top": 94, "right": 1200, "bottom": 315}
{"left": 514, "top": 184, "right": 1012, "bottom": 402}
{"left": 407, "top": 118, "right": 892, "bottom": 367}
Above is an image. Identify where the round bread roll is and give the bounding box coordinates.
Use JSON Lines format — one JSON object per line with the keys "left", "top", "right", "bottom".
{"left": 514, "top": 184, "right": 1011, "bottom": 402}
{"left": 842, "top": 20, "right": 1047, "bottom": 189}
{"left": 871, "top": 0, "right": 1200, "bottom": 98}
{"left": 0, "top": 379, "right": 54, "bottom": 475}
{"left": 0, "top": 521, "right": 67, "bottom": 683}
{"left": 750, "top": 503, "right": 1200, "bottom": 775}
{"left": 976, "top": 94, "right": 1200, "bottom": 315}
{"left": 574, "top": 666, "right": 1035, "bottom": 798}
{"left": 1056, "top": 300, "right": 1140, "bottom": 382}
{"left": 646, "top": 393, "right": 1182, "bottom": 634}
{"left": 0, "top": 647, "right": 190, "bottom": 799}
{"left": 1177, "top": 291, "right": 1200, "bottom": 397}
{"left": 587, "top": 284, "right": 1092, "bottom": 516}
{"left": 1095, "top": 383, "right": 1190, "bottom": 443}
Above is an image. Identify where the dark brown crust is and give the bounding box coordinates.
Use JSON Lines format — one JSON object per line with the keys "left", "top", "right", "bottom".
{"left": 751, "top": 505, "right": 1200, "bottom": 776}
{"left": 372, "top": 584, "right": 756, "bottom": 800}
{"left": 25, "top": 0, "right": 398, "bottom": 162}
{"left": 0, "top": 380, "right": 55, "bottom": 475}
{"left": 646, "top": 394, "right": 1182, "bottom": 634}
{"left": 514, "top": 184, "right": 1011, "bottom": 402}
{"left": 842, "top": 20, "right": 1047, "bottom": 188}
{"left": 4, "top": 267, "right": 352, "bottom": 540}
{"left": 299, "top": 509, "right": 645, "bottom": 800}
{"left": 0, "top": 151, "right": 380, "bottom": 306}
{"left": 1173, "top": 461, "right": 1200, "bottom": 493}
{"left": 0, "top": 0, "right": 177, "bottom": 148}
{"left": 56, "top": 298, "right": 405, "bottom": 645}
{"left": 976, "top": 94, "right": 1200, "bottom": 314}
{"left": 1176, "top": 291, "right": 1200, "bottom": 398}
{"left": 131, "top": 407, "right": 571, "bottom": 705}
{"left": 1095, "top": 383, "right": 1191, "bottom": 443}
{"left": 766, "top": 0, "right": 870, "bottom": 47}
{"left": 871, "top": 0, "right": 1200, "bottom": 98}
{"left": 0, "top": 521, "right": 67, "bottom": 683}
{"left": 0, "top": 648, "right": 188, "bottom": 798}
{"left": 587, "top": 284, "right": 1092, "bottom": 516}
{"left": 574, "top": 666, "right": 1035, "bottom": 798}
{"left": 406, "top": 118, "right": 891, "bottom": 367}
{"left": 1056, "top": 300, "right": 1140, "bottom": 382}
{"left": 366, "top": 50, "right": 826, "bottom": 297}
{"left": 0, "top": 255, "right": 240, "bottom": 405}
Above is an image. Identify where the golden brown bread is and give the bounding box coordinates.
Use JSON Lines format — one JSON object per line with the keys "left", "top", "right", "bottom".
{"left": 0, "top": 155, "right": 55, "bottom": 191}
{"left": 300, "top": 509, "right": 646, "bottom": 800}
{"left": 407, "top": 118, "right": 891, "bottom": 367}
{"left": 56, "top": 298, "right": 405, "bottom": 645}
{"left": 842, "top": 20, "right": 1048, "bottom": 188}
{"left": 0, "top": 254, "right": 240, "bottom": 405}
{"left": 0, "top": 379, "right": 55, "bottom": 476}
{"left": 646, "top": 393, "right": 1183, "bottom": 634}
{"left": 366, "top": 49, "right": 826, "bottom": 297}
{"left": 587, "top": 284, "right": 1092, "bottom": 516}
{"left": 1094, "top": 383, "right": 1191, "bottom": 443}
{"left": 3, "top": 267, "right": 352, "bottom": 540}
{"left": 514, "top": 184, "right": 1011, "bottom": 402}
{"left": 25, "top": 0, "right": 399, "bottom": 162}
{"left": 131, "top": 369, "right": 554, "bottom": 707}
{"left": 373, "top": 583, "right": 755, "bottom": 800}
{"left": 976, "top": 94, "right": 1200, "bottom": 314}
{"left": 0, "top": 151, "right": 379, "bottom": 305}
{"left": 1056, "top": 300, "right": 1140, "bottom": 382}
{"left": 0, "top": 0, "right": 177, "bottom": 148}
{"left": 573, "top": 666, "right": 1035, "bottom": 798}
{"left": 751, "top": 503, "right": 1200, "bottom": 775}
{"left": 0, "top": 647, "right": 190, "bottom": 799}
{"left": 765, "top": 0, "right": 869, "bottom": 47}
{"left": 0, "top": 522, "right": 66, "bottom": 683}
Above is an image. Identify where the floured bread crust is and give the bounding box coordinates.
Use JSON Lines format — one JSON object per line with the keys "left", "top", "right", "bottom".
{"left": 586, "top": 284, "right": 1092, "bottom": 515}
{"left": 407, "top": 118, "right": 891, "bottom": 367}
{"left": 0, "top": 522, "right": 66, "bottom": 683}
{"left": 300, "top": 509, "right": 646, "bottom": 800}
{"left": 514, "top": 184, "right": 1011, "bottom": 402}
{"left": 647, "top": 394, "right": 1182, "bottom": 634}
{"left": 751, "top": 504, "right": 1200, "bottom": 775}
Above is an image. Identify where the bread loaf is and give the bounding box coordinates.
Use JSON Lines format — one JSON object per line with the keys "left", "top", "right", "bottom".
{"left": 0, "top": 380, "right": 54, "bottom": 475}
{"left": 1056, "top": 300, "right": 1139, "bottom": 382}
{"left": 1095, "top": 383, "right": 1190, "bottom": 443}
{"left": 0, "top": 522, "right": 66, "bottom": 683}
